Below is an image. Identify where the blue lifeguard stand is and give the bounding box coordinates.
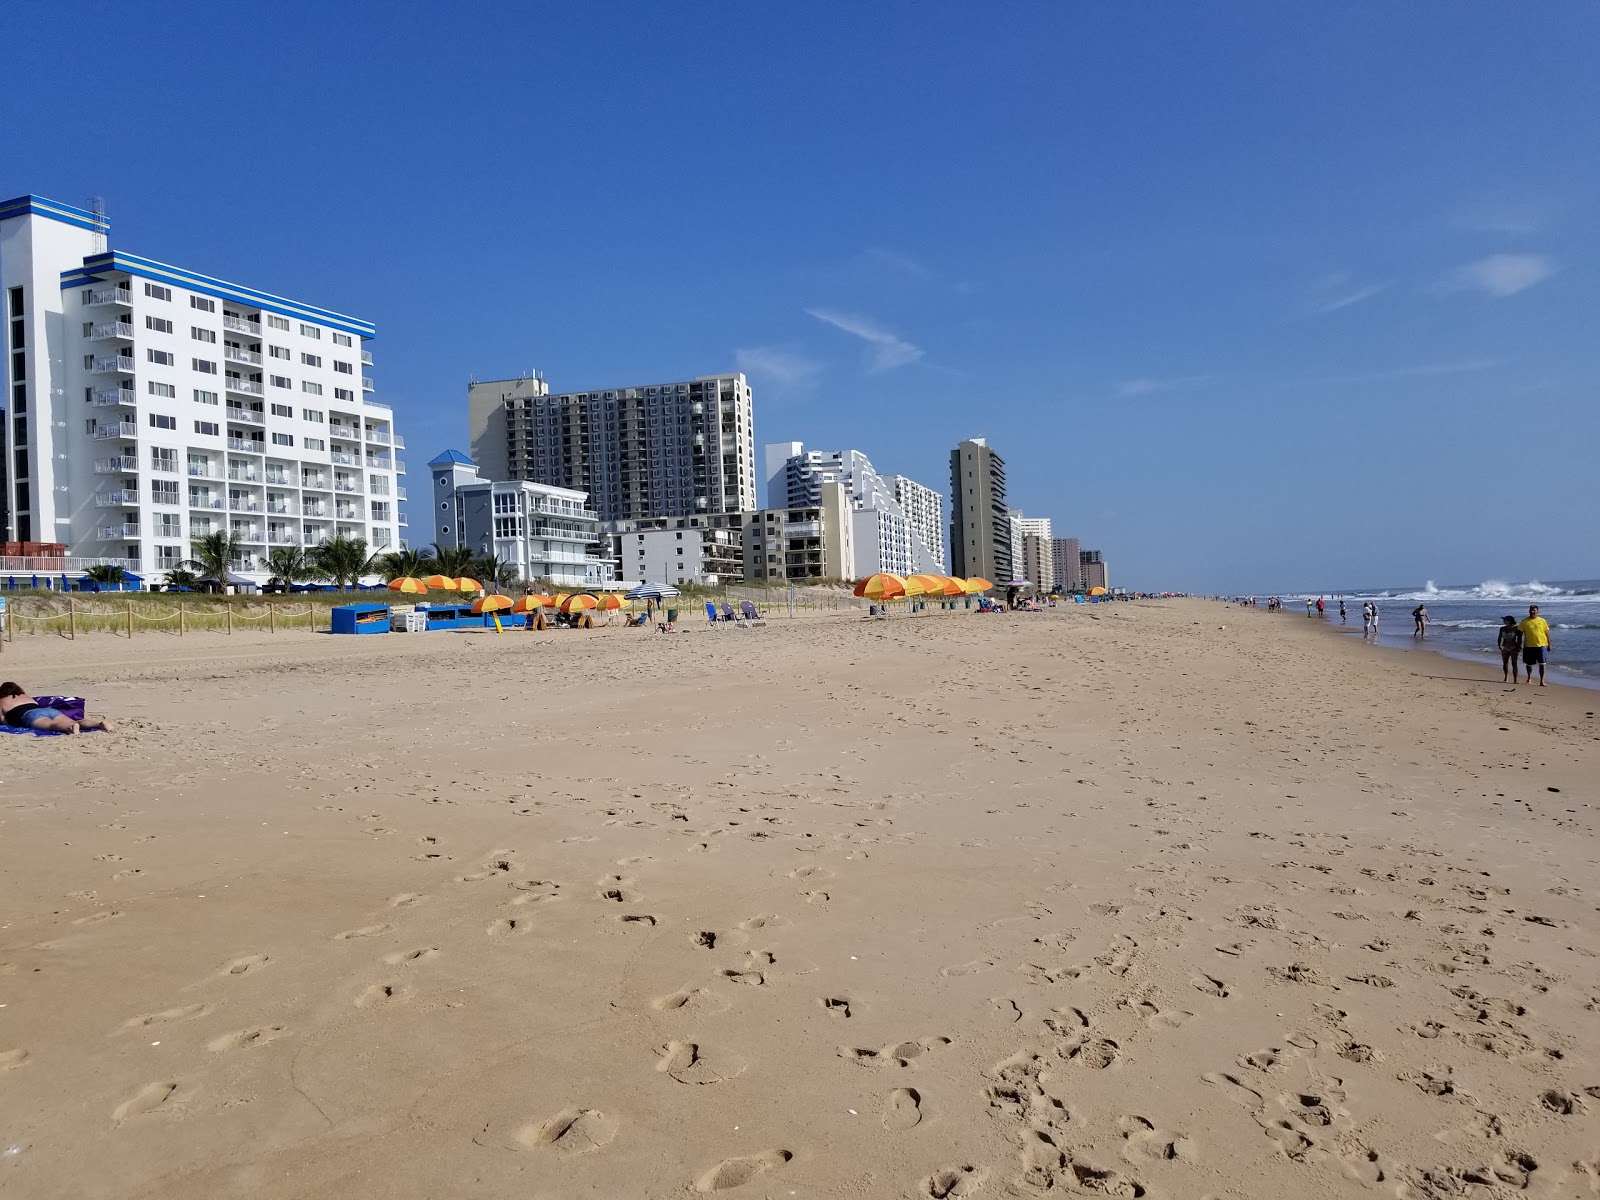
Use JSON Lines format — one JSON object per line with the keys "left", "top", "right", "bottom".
{"left": 331, "top": 603, "right": 391, "bottom": 634}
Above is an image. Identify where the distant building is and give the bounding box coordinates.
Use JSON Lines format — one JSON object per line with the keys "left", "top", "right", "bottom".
{"left": 468, "top": 372, "right": 756, "bottom": 523}
{"left": 1079, "top": 548, "right": 1108, "bottom": 592}
{"left": 762, "top": 442, "right": 941, "bottom": 577}
{"left": 606, "top": 513, "right": 744, "bottom": 585}
{"left": 1052, "top": 536, "right": 1082, "bottom": 591}
{"left": 741, "top": 480, "right": 853, "bottom": 582}
{"left": 949, "top": 437, "right": 1011, "bottom": 582}
{"left": 1010, "top": 512, "right": 1054, "bottom": 591}
{"left": 429, "top": 450, "right": 613, "bottom": 587}
{"left": 886, "top": 474, "right": 945, "bottom": 571}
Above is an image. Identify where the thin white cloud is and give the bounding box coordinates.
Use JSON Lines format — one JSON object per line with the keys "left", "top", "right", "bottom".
{"left": 733, "top": 346, "right": 821, "bottom": 387}
{"left": 1312, "top": 358, "right": 1503, "bottom": 385}
{"left": 1115, "top": 375, "right": 1211, "bottom": 398}
{"left": 1445, "top": 253, "right": 1557, "bottom": 298}
{"left": 804, "top": 308, "right": 924, "bottom": 371}
{"left": 1308, "top": 278, "right": 1388, "bottom": 316}
{"left": 863, "top": 247, "right": 935, "bottom": 281}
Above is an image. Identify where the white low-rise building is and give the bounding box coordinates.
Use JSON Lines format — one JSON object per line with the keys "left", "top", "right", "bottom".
{"left": 0, "top": 194, "right": 403, "bottom": 582}
{"left": 429, "top": 450, "right": 613, "bottom": 588}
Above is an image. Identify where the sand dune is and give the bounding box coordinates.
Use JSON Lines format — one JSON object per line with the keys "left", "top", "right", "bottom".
{"left": 0, "top": 600, "right": 1595, "bottom": 1198}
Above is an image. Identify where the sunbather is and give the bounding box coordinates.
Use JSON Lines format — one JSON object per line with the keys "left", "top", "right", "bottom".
{"left": 1, "top": 682, "right": 113, "bottom": 734}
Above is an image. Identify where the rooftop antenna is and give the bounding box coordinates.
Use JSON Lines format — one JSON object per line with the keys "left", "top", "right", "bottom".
{"left": 88, "top": 196, "right": 107, "bottom": 253}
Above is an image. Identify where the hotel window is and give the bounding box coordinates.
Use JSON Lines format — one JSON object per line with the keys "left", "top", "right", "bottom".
{"left": 493, "top": 493, "right": 517, "bottom": 514}
{"left": 156, "top": 545, "right": 182, "bottom": 568}
{"left": 192, "top": 358, "right": 218, "bottom": 374}
{"left": 333, "top": 360, "right": 353, "bottom": 374}
{"left": 270, "top": 375, "right": 291, "bottom": 389}
{"left": 334, "top": 387, "right": 354, "bottom": 401}
{"left": 271, "top": 403, "right": 293, "bottom": 417}
{"left": 267, "top": 314, "right": 290, "bottom": 331}
{"left": 299, "top": 323, "right": 321, "bottom": 339}
{"left": 302, "top": 381, "right": 323, "bottom": 395}
{"left": 191, "top": 327, "right": 216, "bottom": 343}
{"left": 145, "top": 316, "right": 173, "bottom": 333}
{"left": 303, "top": 437, "right": 325, "bottom": 451}
{"left": 493, "top": 516, "right": 519, "bottom": 538}
{"left": 194, "top": 388, "right": 218, "bottom": 405}
{"left": 144, "top": 283, "right": 172, "bottom": 301}
{"left": 332, "top": 332, "right": 352, "bottom": 347}
{"left": 148, "top": 382, "right": 176, "bottom": 398}
{"left": 272, "top": 433, "right": 294, "bottom": 447}
{"left": 148, "top": 349, "right": 175, "bottom": 366}
{"left": 191, "top": 296, "right": 216, "bottom": 313}
{"left": 194, "top": 420, "right": 219, "bottom": 436}
{"left": 302, "top": 409, "right": 323, "bottom": 423}
{"left": 149, "top": 413, "right": 177, "bottom": 430}
{"left": 373, "top": 501, "right": 392, "bottom": 523}
{"left": 151, "top": 447, "right": 179, "bottom": 473}
{"left": 269, "top": 345, "right": 290, "bottom": 360}
{"left": 301, "top": 353, "right": 321, "bottom": 368}
{"left": 157, "top": 513, "right": 182, "bottom": 536}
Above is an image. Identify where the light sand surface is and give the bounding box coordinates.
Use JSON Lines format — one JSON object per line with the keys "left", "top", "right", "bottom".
{"left": 0, "top": 600, "right": 1597, "bottom": 1199}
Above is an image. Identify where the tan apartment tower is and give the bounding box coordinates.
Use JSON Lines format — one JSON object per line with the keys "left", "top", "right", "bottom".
{"left": 949, "top": 437, "right": 1011, "bottom": 582}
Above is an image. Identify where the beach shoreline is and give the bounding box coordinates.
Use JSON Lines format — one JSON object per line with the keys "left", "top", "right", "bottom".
{"left": 0, "top": 599, "right": 1595, "bottom": 1199}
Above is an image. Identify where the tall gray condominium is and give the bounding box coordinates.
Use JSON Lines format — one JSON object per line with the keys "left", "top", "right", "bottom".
{"left": 468, "top": 372, "right": 756, "bottom": 523}
{"left": 949, "top": 436, "right": 1012, "bottom": 583}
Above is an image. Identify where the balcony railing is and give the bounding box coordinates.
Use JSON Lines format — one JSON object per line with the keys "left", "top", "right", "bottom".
{"left": 361, "top": 377, "right": 374, "bottom": 392}
{"left": 336, "top": 510, "right": 361, "bottom": 522}
{"left": 231, "top": 527, "right": 264, "bottom": 543}
{"left": 334, "top": 482, "right": 360, "bottom": 493}
{"left": 397, "top": 515, "right": 408, "bottom": 526}
{"left": 301, "top": 477, "right": 329, "bottom": 491}
{"left": 267, "top": 532, "right": 296, "bottom": 545}
{"left": 227, "top": 438, "right": 263, "bottom": 453}
{"left": 85, "top": 286, "right": 132, "bottom": 307}
{"left": 302, "top": 531, "right": 331, "bottom": 546}
{"left": 225, "top": 377, "right": 264, "bottom": 396}
{"left": 187, "top": 464, "right": 221, "bottom": 478}
{"left": 93, "top": 421, "right": 138, "bottom": 440}
{"left": 227, "top": 469, "right": 261, "bottom": 483}
{"left": 360, "top": 350, "right": 373, "bottom": 366}
{"left": 87, "top": 320, "right": 135, "bottom": 341}
{"left": 365, "top": 428, "right": 390, "bottom": 444}
{"left": 188, "top": 496, "right": 224, "bottom": 510}
{"left": 394, "top": 487, "right": 407, "bottom": 501}
{"left": 229, "top": 498, "right": 261, "bottom": 512}
{"left": 94, "top": 490, "right": 140, "bottom": 507}
{"left": 302, "top": 506, "right": 329, "bottom": 518}
{"left": 330, "top": 451, "right": 355, "bottom": 465}
{"left": 265, "top": 501, "right": 295, "bottom": 515}
{"left": 393, "top": 460, "right": 405, "bottom": 475}
{"left": 224, "top": 347, "right": 263, "bottom": 366}
{"left": 96, "top": 523, "right": 140, "bottom": 540}
{"left": 92, "top": 354, "right": 136, "bottom": 373}
{"left": 222, "top": 315, "right": 262, "bottom": 337}
{"left": 92, "top": 386, "right": 137, "bottom": 407}
{"left": 265, "top": 474, "right": 292, "bottom": 487}
{"left": 365, "top": 456, "right": 391, "bottom": 470}
{"left": 94, "top": 455, "right": 139, "bottom": 473}
{"left": 391, "top": 433, "right": 405, "bottom": 449}
{"left": 226, "top": 407, "right": 265, "bottom": 425}
{"left": 329, "top": 426, "right": 360, "bottom": 441}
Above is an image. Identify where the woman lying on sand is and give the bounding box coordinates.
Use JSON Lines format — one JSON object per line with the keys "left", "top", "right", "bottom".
{"left": 0, "top": 682, "right": 113, "bottom": 734}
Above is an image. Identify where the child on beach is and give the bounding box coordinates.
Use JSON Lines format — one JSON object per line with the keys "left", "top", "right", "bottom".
{"left": 1497, "top": 616, "right": 1523, "bottom": 683}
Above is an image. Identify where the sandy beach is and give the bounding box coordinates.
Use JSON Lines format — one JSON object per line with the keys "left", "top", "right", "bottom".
{"left": 0, "top": 599, "right": 1596, "bottom": 1199}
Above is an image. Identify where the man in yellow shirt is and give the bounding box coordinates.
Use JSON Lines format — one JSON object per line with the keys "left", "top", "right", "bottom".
{"left": 1518, "top": 604, "right": 1552, "bottom": 686}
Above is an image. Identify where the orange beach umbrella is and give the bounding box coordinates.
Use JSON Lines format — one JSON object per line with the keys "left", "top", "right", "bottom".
{"left": 453, "top": 577, "right": 482, "bottom": 593}
{"left": 472, "top": 593, "right": 514, "bottom": 634}
{"left": 939, "top": 577, "right": 967, "bottom": 596}
{"left": 387, "top": 577, "right": 428, "bottom": 594}
{"left": 422, "top": 574, "right": 458, "bottom": 591}
{"left": 905, "top": 574, "right": 947, "bottom": 597}
{"left": 853, "top": 573, "right": 906, "bottom": 601}
{"left": 511, "top": 594, "right": 552, "bottom": 613}
{"left": 962, "top": 577, "right": 994, "bottom": 593}
{"left": 595, "top": 593, "right": 626, "bottom": 611}
{"left": 560, "top": 593, "right": 599, "bottom": 613}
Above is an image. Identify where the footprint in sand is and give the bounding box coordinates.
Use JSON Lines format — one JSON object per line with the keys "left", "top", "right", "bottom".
{"left": 355, "top": 982, "right": 411, "bottom": 1008}
{"left": 922, "top": 1164, "right": 987, "bottom": 1197}
{"left": 389, "top": 893, "right": 426, "bottom": 908}
{"left": 71, "top": 909, "right": 121, "bottom": 927}
{"left": 112, "top": 1081, "right": 184, "bottom": 1124}
{"left": 655, "top": 1040, "right": 742, "bottom": 1085}
{"left": 517, "top": 1107, "right": 620, "bottom": 1153}
{"left": 1201, "top": 1071, "right": 1264, "bottom": 1110}
{"left": 819, "top": 997, "right": 853, "bottom": 1018}
{"left": 718, "top": 968, "right": 765, "bottom": 987}
{"left": 488, "top": 916, "right": 534, "bottom": 936}
{"left": 738, "top": 915, "right": 781, "bottom": 931}
{"left": 696, "top": 1149, "right": 792, "bottom": 1192}
{"left": 334, "top": 924, "right": 392, "bottom": 941}
{"left": 617, "top": 914, "right": 658, "bottom": 928}
{"left": 841, "top": 1037, "right": 952, "bottom": 1067}
{"left": 0, "top": 1048, "right": 30, "bottom": 1070}
{"left": 120, "top": 1004, "right": 210, "bottom": 1033}
{"left": 651, "top": 988, "right": 731, "bottom": 1015}
{"left": 207, "top": 1025, "right": 289, "bottom": 1052}
{"left": 941, "top": 960, "right": 996, "bottom": 977}
{"left": 1190, "top": 974, "right": 1230, "bottom": 998}
{"left": 383, "top": 947, "right": 439, "bottom": 965}
{"left": 788, "top": 866, "right": 832, "bottom": 880}
{"left": 220, "top": 953, "right": 268, "bottom": 977}
{"left": 1117, "top": 1114, "right": 1197, "bottom": 1163}
{"left": 885, "top": 1087, "right": 923, "bottom": 1129}
{"left": 597, "top": 875, "right": 641, "bottom": 903}
{"left": 459, "top": 860, "right": 514, "bottom": 882}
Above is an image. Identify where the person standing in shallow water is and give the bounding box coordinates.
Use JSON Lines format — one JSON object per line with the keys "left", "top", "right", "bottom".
{"left": 1412, "top": 603, "right": 1429, "bottom": 638}
{"left": 1518, "top": 604, "right": 1552, "bottom": 686}
{"left": 1497, "top": 616, "right": 1523, "bottom": 683}
{"left": 1339, "top": 599, "right": 1347, "bottom": 623}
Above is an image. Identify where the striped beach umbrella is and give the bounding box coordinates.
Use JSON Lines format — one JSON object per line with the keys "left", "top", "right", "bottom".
{"left": 422, "top": 574, "right": 458, "bottom": 591}
{"left": 852, "top": 573, "right": 906, "bottom": 601}
{"left": 625, "top": 581, "right": 681, "bottom": 600}
{"left": 387, "top": 577, "right": 428, "bottom": 594}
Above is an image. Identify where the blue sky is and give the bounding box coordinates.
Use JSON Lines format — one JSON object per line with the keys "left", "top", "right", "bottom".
{"left": 7, "top": 2, "right": 1597, "bottom": 591}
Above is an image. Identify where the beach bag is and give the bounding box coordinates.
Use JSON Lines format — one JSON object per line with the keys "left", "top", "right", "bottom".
{"left": 33, "top": 696, "right": 86, "bottom": 722}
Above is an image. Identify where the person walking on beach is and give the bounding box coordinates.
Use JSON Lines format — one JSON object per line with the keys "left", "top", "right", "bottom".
{"left": 1361, "top": 601, "right": 1373, "bottom": 638}
{"left": 1497, "top": 616, "right": 1523, "bottom": 683}
{"left": 1305, "top": 598, "right": 1314, "bottom": 618}
{"left": 1369, "top": 602, "right": 1379, "bottom": 639}
{"left": 1339, "top": 599, "right": 1347, "bottom": 623}
{"left": 1316, "top": 596, "right": 1326, "bottom": 618}
{"left": 1518, "top": 604, "right": 1552, "bottom": 686}
{"left": 1412, "top": 603, "right": 1429, "bottom": 638}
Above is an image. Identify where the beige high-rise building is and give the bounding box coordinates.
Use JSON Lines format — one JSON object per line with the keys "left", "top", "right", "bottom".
{"left": 468, "top": 372, "right": 756, "bottom": 523}
{"left": 1079, "top": 548, "right": 1108, "bottom": 591}
{"left": 1052, "top": 537, "right": 1082, "bottom": 591}
{"left": 741, "top": 480, "right": 853, "bottom": 583}
{"left": 949, "top": 437, "right": 1011, "bottom": 582}
{"left": 1010, "top": 512, "right": 1054, "bottom": 591}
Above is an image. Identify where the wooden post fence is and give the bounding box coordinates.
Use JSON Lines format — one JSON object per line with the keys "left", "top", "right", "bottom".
{"left": 226, "top": 604, "right": 233, "bottom": 635}
{"left": 127, "top": 602, "right": 134, "bottom": 639}
{"left": 269, "top": 604, "right": 276, "bottom": 634}
{"left": 68, "top": 599, "right": 76, "bottom": 640}
{"left": 179, "top": 601, "right": 185, "bottom": 636}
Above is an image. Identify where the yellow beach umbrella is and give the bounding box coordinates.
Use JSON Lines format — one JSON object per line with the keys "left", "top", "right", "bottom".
{"left": 472, "top": 593, "right": 514, "bottom": 633}
{"left": 595, "top": 593, "right": 625, "bottom": 611}
{"left": 560, "top": 593, "right": 599, "bottom": 613}
{"left": 453, "top": 576, "right": 482, "bottom": 593}
{"left": 905, "top": 574, "right": 947, "bottom": 597}
{"left": 552, "top": 592, "right": 571, "bottom": 608}
{"left": 853, "top": 573, "right": 906, "bottom": 601}
{"left": 1088, "top": 586, "right": 1109, "bottom": 596}
{"left": 963, "top": 577, "right": 994, "bottom": 593}
{"left": 511, "top": 594, "right": 552, "bottom": 613}
{"left": 939, "top": 576, "right": 967, "bottom": 596}
{"left": 423, "top": 574, "right": 458, "bottom": 591}
{"left": 387, "top": 576, "right": 428, "bottom": 594}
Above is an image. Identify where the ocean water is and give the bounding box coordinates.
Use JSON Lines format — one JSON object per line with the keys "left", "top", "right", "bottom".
{"left": 1295, "top": 580, "right": 1600, "bottom": 686}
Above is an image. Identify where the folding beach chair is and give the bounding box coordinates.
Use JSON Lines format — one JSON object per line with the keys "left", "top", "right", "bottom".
{"left": 705, "top": 601, "right": 721, "bottom": 628}
{"left": 739, "top": 600, "right": 767, "bottom": 628}
{"left": 719, "top": 601, "right": 740, "bottom": 625}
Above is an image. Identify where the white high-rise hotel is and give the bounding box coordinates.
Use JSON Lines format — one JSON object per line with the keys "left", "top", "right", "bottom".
{"left": 1, "top": 195, "right": 403, "bottom": 580}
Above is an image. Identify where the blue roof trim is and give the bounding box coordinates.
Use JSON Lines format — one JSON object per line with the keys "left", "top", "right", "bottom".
{"left": 0, "top": 194, "right": 110, "bottom": 234}
{"left": 61, "top": 251, "right": 375, "bottom": 340}
{"left": 428, "top": 449, "right": 476, "bottom": 466}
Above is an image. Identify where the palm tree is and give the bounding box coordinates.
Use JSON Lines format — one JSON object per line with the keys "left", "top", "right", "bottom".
{"left": 161, "top": 567, "right": 201, "bottom": 592}
{"left": 83, "top": 563, "right": 128, "bottom": 590}
{"left": 265, "top": 545, "right": 314, "bottom": 590}
{"left": 427, "top": 542, "right": 476, "bottom": 578}
{"left": 185, "top": 530, "right": 242, "bottom": 594}
{"left": 379, "top": 547, "right": 431, "bottom": 581}
{"left": 311, "top": 535, "right": 376, "bottom": 591}
{"left": 475, "top": 552, "right": 521, "bottom": 592}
